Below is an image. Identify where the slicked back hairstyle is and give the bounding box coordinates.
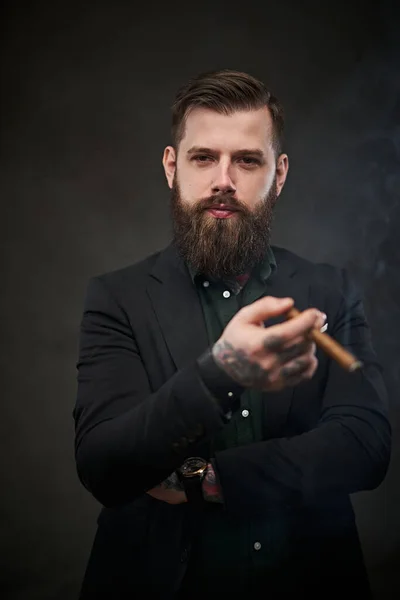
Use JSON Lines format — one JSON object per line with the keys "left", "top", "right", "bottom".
{"left": 171, "top": 69, "right": 285, "bottom": 157}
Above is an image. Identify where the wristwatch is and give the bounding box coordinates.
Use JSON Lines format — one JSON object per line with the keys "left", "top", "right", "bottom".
{"left": 177, "top": 457, "right": 208, "bottom": 508}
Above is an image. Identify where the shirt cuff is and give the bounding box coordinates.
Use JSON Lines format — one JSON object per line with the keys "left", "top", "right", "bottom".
{"left": 196, "top": 348, "right": 244, "bottom": 417}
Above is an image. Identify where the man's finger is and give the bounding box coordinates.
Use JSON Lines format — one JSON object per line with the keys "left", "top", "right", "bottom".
{"left": 276, "top": 340, "right": 315, "bottom": 364}
{"left": 238, "top": 296, "right": 294, "bottom": 325}
{"left": 280, "top": 358, "right": 310, "bottom": 380}
{"left": 262, "top": 308, "right": 322, "bottom": 347}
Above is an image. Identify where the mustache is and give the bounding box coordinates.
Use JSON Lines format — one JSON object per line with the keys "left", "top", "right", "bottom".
{"left": 196, "top": 194, "right": 246, "bottom": 213}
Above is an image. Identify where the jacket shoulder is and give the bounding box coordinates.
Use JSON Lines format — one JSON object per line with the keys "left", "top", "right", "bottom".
{"left": 90, "top": 247, "right": 164, "bottom": 290}
{"left": 272, "top": 245, "right": 344, "bottom": 284}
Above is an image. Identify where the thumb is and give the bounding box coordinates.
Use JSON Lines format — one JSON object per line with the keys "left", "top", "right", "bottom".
{"left": 239, "top": 296, "right": 294, "bottom": 325}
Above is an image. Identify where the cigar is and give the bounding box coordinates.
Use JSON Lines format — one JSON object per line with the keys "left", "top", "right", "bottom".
{"left": 285, "top": 307, "right": 363, "bottom": 372}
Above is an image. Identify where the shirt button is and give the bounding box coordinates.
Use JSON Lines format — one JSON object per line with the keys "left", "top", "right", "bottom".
{"left": 241, "top": 409, "right": 250, "bottom": 418}
{"left": 225, "top": 410, "right": 232, "bottom": 420}
{"left": 228, "top": 392, "right": 233, "bottom": 397}
{"left": 254, "top": 542, "right": 262, "bottom": 551}
{"left": 223, "top": 290, "right": 230, "bottom": 298}
{"left": 203, "top": 281, "right": 210, "bottom": 288}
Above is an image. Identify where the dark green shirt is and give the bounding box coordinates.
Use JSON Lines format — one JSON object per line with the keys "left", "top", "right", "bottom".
{"left": 186, "top": 248, "right": 291, "bottom": 588}
{"left": 188, "top": 246, "right": 276, "bottom": 454}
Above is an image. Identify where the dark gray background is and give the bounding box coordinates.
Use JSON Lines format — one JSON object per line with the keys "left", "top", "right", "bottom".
{"left": 1, "top": 1, "right": 399, "bottom": 598}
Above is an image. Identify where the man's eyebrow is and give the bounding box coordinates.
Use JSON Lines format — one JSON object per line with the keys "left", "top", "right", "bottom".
{"left": 187, "top": 146, "right": 216, "bottom": 155}
{"left": 186, "top": 146, "right": 266, "bottom": 158}
{"left": 232, "top": 148, "right": 265, "bottom": 159}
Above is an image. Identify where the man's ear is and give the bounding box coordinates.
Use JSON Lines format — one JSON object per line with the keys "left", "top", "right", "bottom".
{"left": 162, "top": 146, "right": 177, "bottom": 189}
{"left": 276, "top": 153, "right": 289, "bottom": 197}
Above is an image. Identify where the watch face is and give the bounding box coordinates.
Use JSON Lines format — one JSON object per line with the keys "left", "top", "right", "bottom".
{"left": 181, "top": 457, "right": 207, "bottom": 477}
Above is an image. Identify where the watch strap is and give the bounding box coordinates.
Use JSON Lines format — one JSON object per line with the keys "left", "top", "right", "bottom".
{"left": 177, "top": 460, "right": 207, "bottom": 509}
{"left": 181, "top": 474, "right": 206, "bottom": 508}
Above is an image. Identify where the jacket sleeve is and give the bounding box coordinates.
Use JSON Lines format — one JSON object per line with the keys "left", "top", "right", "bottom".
{"left": 73, "top": 276, "right": 243, "bottom": 508}
{"left": 211, "top": 268, "right": 391, "bottom": 516}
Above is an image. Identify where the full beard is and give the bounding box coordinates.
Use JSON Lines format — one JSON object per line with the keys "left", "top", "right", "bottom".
{"left": 170, "top": 175, "right": 278, "bottom": 279}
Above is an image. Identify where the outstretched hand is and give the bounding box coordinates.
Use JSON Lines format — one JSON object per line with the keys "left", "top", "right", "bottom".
{"left": 212, "top": 296, "right": 326, "bottom": 392}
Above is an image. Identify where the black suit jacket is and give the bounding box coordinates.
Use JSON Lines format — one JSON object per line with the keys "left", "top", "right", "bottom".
{"left": 74, "top": 243, "right": 391, "bottom": 599}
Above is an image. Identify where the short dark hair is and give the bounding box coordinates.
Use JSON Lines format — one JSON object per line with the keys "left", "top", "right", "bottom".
{"left": 171, "top": 69, "right": 285, "bottom": 156}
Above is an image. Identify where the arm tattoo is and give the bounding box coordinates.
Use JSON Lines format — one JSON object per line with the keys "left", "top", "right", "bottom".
{"left": 160, "top": 471, "right": 184, "bottom": 491}
{"left": 213, "top": 336, "right": 310, "bottom": 390}
{"left": 212, "top": 339, "right": 272, "bottom": 388}
{"left": 202, "top": 463, "right": 223, "bottom": 504}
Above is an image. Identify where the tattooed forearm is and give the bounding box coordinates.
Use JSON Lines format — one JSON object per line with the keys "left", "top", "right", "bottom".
{"left": 202, "top": 463, "right": 223, "bottom": 504}
{"left": 212, "top": 339, "right": 272, "bottom": 388}
{"left": 160, "top": 471, "right": 184, "bottom": 491}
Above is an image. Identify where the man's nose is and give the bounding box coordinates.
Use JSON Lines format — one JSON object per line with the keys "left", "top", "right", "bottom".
{"left": 211, "top": 163, "right": 236, "bottom": 195}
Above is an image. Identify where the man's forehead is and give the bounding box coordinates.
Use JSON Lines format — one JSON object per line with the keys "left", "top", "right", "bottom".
{"left": 181, "top": 106, "right": 273, "bottom": 148}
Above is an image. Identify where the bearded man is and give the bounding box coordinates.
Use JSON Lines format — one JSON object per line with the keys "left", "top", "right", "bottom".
{"left": 74, "top": 69, "right": 390, "bottom": 599}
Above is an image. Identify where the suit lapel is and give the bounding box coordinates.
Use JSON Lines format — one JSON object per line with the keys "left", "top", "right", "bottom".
{"left": 147, "top": 243, "right": 209, "bottom": 371}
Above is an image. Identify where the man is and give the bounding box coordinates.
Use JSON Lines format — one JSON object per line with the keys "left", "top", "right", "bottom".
{"left": 74, "top": 70, "right": 391, "bottom": 599}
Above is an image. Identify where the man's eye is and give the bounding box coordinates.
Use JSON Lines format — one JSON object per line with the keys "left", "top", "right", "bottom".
{"left": 193, "top": 155, "right": 212, "bottom": 163}
{"left": 240, "top": 157, "right": 260, "bottom": 165}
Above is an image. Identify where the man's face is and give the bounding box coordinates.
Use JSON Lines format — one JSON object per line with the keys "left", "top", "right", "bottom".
{"left": 162, "top": 107, "right": 289, "bottom": 278}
